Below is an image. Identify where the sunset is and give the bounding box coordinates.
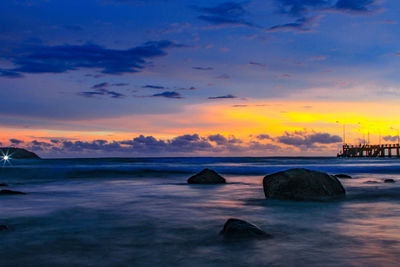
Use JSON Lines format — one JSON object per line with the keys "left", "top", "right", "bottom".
{"left": 1, "top": 1, "right": 400, "bottom": 266}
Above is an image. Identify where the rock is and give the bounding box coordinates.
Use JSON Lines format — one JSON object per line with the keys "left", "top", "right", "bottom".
{"left": 335, "top": 174, "right": 352, "bottom": 179}
{"left": 0, "top": 225, "right": 8, "bottom": 231}
{"left": 0, "top": 189, "right": 26, "bottom": 195}
{"left": 384, "top": 179, "right": 395, "bottom": 183}
{"left": 187, "top": 169, "right": 226, "bottom": 184}
{"left": 0, "top": 147, "right": 40, "bottom": 159}
{"left": 263, "top": 168, "right": 346, "bottom": 201}
{"left": 0, "top": 183, "right": 8, "bottom": 187}
{"left": 364, "top": 180, "right": 379, "bottom": 184}
{"left": 220, "top": 218, "right": 271, "bottom": 239}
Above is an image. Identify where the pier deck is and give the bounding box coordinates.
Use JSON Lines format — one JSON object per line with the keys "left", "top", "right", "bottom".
{"left": 338, "top": 144, "right": 400, "bottom": 158}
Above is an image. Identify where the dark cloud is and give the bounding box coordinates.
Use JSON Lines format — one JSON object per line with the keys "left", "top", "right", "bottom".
{"left": 334, "top": 0, "right": 378, "bottom": 13}
{"left": 208, "top": 94, "right": 238, "bottom": 99}
{"left": 274, "top": 0, "right": 329, "bottom": 17}
{"left": 232, "top": 104, "right": 248, "bottom": 107}
{"left": 268, "top": 16, "right": 319, "bottom": 32}
{"left": 193, "top": 1, "right": 256, "bottom": 27}
{"left": 92, "top": 82, "right": 109, "bottom": 89}
{"left": 112, "top": 83, "right": 129, "bottom": 86}
{"left": 0, "top": 69, "right": 23, "bottom": 78}
{"left": 176, "top": 86, "right": 198, "bottom": 90}
{"left": 256, "top": 134, "right": 273, "bottom": 140}
{"left": 10, "top": 139, "right": 24, "bottom": 145}
{"left": 142, "top": 85, "right": 166, "bottom": 89}
{"left": 192, "top": 66, "right": 214, "bottom": 71}
{"left": 249, "top": 61, "right": 266, "bottom": 67}
{"left": 383, "top": 135, "right": 399, "bottom": 142}
{"left": 274, "top": 0, "right": 379, "bottom": 16}
{"left": 0, "top": 40, "right": 184, "bottom": 77}
{"left": 79, "top": 89, "right": 126, "bottom": 99}
{"left": 208, "top": 134, "right": 228, "bottom": 145}
{"left": 277, "top": 131, "right": 342, "bottom": 149}
{"left": 152, "top": 91, "right": 183, "bottom": 99}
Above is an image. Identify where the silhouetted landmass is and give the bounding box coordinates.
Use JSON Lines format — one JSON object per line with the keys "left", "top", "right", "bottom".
{"left": 0, "top": 147, "right": 40, "bottom": 159}
{"left": 0, "top": 189, "right": 26, "bottom": 195}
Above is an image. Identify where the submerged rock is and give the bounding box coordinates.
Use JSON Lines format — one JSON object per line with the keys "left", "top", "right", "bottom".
{"left": 384, "top": 179, "right": 395, "bottom": 183}
{"left": 187, "top": 169, "right": 226, "bottom": 184}
{"left": 335, "top": 174, "right": 352, "bottom": 179}
{"left": 0, "top": 225, "right": 8, "bottom": 231}
{"left": 220, "top": 218, "right": 271, "bottom": 239}
{"left": 0, "top": 183, "right": 8, "bottom": 187}
{"left": 0, "top": 189, "right": 26, "bottom": 195}
{"left": 364, "top": 180, "right": 379, "bottom": 184}
{"left": 263, "top": 168, "right": 346, "bottom": 201}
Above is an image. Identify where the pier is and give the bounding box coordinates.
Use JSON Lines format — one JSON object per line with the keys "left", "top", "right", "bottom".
{"left": 338, "top": 144, "right": 400, "bottom": 158}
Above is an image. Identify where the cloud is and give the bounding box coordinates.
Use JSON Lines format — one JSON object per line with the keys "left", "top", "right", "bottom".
{"left": 92, "top": 82, "right": 109, "bottom": 89}
{"left": 193, "top": 1, "right": 256, "bottom": 27}
{"left": 274, "top": 0, "right": 329, "bottom": 17}
{"left": 10, "top": 138, "right": 24, "bottom": 145}
{"left": 0, "top": 40, "right": 184, "bottom": 77}
{"left": 334, "top": 0, "right": 379, "bottom": 14}
{"left": 0, "top": 69, "right": 23, "bottom": 78}
{"left": 274, "top": 0, "right": 379, "bottom": 16}
{"left": 216, "top": 73, "right": 231, "bottom": 79}
{"left": 208, "top": 94, "right": 238, "bottom": 99}
{"left": 79, "top": 89, "right": 126, "bottom": 99}
{"left": 208, "top": 134, "right": 228, "bottom": 145}
{"left": 142, "top": 85, "right": 166, "bottom": 89}
{"left": 192, "top": 66, "right": 214, "bottom": 71}
{"left": 268, "top": 16, "right": 321, "bottom": 32}
{"left": 152, "top": 91, "right": 183, "bottom": 99}
{"left": 256, "top": 134, "right": 273, "bottom": 140}
{"left": 383, "top": 135, "right": 399, "bottom": 142}
{"left": 176, "top": 86, "right": 198, "bottom": 90}
{"left": 249, "top": 61, "right": 266, "bottom": 67}
{"left": 276, "top": 131, "right": 342, "bottom": 149}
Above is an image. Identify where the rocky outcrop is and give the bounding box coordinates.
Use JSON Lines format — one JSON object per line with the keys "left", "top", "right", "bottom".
{"left": 187, "top": 169, "right": 226, "bottom": 184}
{"left": 0, "top": 147, "right": 40, "bottom": 159}
{"left": 0, "top": 183, "right": 8, "bottom": 187}
{"left": 0, "top": 225, "right": 8, "bottom": 231}
{"left": 0, "top": 189, "right": 26, "bottom": 195}
{"left": 263, "top": 168, "right": 346, "bottom": 201}
{"left": 334, "top": 174, "right": 352, "bottom": 179}
{"left": 220, "top": 218, "right": 271, "bottom": 239}
{"left": 384, "top": 179, "right": 395, "bottom": 183}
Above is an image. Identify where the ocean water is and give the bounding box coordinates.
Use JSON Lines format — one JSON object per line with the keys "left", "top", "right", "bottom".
{"left": 1, "top": 157, "right": 400, "bottom": 266}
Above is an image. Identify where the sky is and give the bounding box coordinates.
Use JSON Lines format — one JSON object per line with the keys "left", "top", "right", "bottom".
{"left": 0, "top": 0, "right": 400, "bottom": 157}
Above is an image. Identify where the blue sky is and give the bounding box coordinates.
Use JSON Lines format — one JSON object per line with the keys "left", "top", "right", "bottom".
{"left": 0, "top": 0, "right": 399, "bottom": 157}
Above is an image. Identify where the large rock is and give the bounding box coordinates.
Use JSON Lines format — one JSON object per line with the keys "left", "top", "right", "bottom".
{"left": 187, "top": 169, "right": 226, "bottom": 184}
{"left": 384, "top": 179, "right": 395, "bottom": 183}
{"left": 0, "top": 189, "right": 26, "bottom": 195}
{"left": 334, "top": 174, "right": 352, "bottom": 179}
{"left": 263, "top": 168, "right": 345, "bottom": 201}
{"left": 0, "top": 147, "right": 40, "bottom": 159}
{"left": 220, "top": 218, "right": 272, "bottom": 239}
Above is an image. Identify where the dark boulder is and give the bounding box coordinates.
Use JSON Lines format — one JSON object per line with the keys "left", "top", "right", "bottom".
{"left": 0, "top": 189, "right": 26, "bottom": 195}
{"left": 335, "top": 174, "right": 352, "bottom": 179}
{"left": 187, "top": 169, "right": 226, "bottom": 184}
{"left": 263, "top": 168, "right": 346, "bottom": 201}
{"left": 384, "top": 179, "right": 395, "bottom": 183}
{"left": 0, "top": 225, "right": 8, "bottom": 231}
{"left": 0, "top": 183, "right": 8, "bottom": 187}
{"left": 0, "top": 147, "right": 40, "bottom": 159}
{"left": 364, "top": 180, "right": 379, "bottom": 184}
{"left": 220, "top": 218, "right": 271, "bottom": 239}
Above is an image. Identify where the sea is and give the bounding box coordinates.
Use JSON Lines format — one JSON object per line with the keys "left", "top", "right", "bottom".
{"left": 1, "top": 157, "right": 400, "bottom": 267}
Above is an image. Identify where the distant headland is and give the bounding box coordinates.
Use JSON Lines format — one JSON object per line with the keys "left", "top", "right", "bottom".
{"left": 0, "top": 147, "right": 40, "bottom": 159}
